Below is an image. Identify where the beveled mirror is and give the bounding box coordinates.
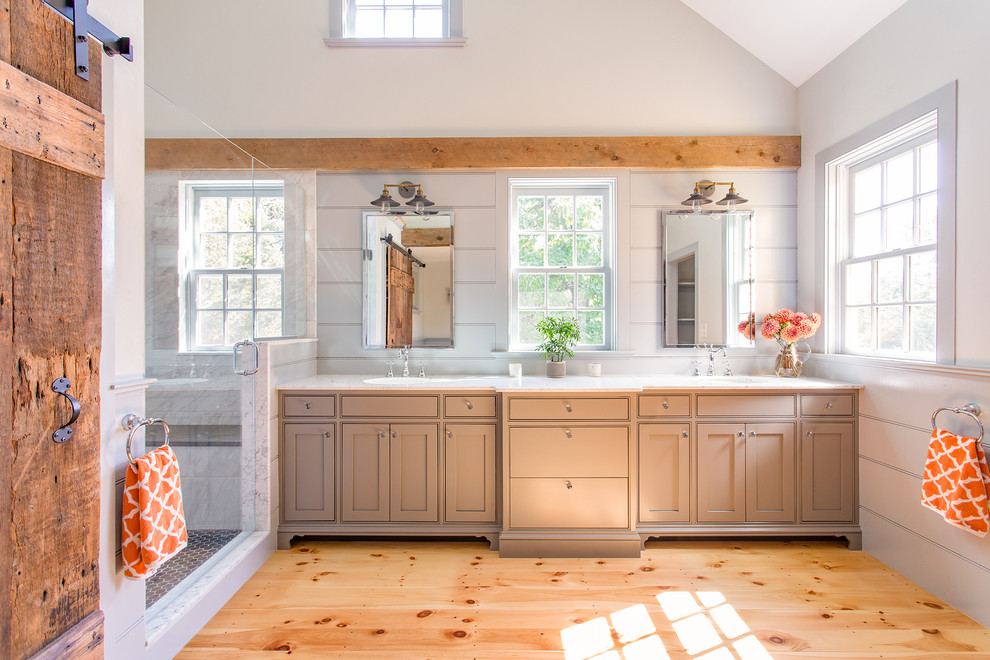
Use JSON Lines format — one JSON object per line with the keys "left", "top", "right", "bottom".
{"left": 661, "top": 209, "right": 754, "bottom": 347}
{"left": 363, "top": 211, "right": 454, "bottom": 349}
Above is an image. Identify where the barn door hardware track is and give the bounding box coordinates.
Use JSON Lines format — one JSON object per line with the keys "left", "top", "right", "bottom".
{"left": 42, "top": 0, "right": 134, "bottom": 80}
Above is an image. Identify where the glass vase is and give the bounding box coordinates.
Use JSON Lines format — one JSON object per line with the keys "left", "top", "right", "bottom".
{"left": 774, "top": 340, "right": 812, "bottom": 377}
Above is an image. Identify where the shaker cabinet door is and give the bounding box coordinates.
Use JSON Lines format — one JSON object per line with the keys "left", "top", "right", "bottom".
{"left": 389, "top": 424, "right": 439, "bottom": 522}
{"left": 801, "top": 422, "right": 856, "bottom": 522}
{"left": 444, "top": 424, "right": 496, "bottom": 523}
{"left": 283, "top": 423, "right": 335, "bottom": 522}
{"left": 341, "top": 424, "right": 390, "bottom": 521}
{"left": 639, "top": 423, "right": 691, "bottom": 522}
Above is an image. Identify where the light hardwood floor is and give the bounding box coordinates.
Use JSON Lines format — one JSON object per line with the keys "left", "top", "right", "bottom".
{"left": 178, "top": 539, "right": 990, "bottom": 659}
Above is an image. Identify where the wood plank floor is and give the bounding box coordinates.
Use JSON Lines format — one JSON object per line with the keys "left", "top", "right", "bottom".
{"left": 177, "top": 539, "right": 990, "bottom": 659}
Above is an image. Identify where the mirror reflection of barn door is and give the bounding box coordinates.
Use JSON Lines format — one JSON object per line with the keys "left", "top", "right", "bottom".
{"left": 386, "top": 246, "right": 414, "bottom": 348}
{"left": 1, "top": 1, "right": 105, "bottom": 656}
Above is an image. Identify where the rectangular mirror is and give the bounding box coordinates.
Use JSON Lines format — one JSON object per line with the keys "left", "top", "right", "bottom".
{"left": 661, "top": 209, "right": 754, "bottom": 348}
{"left": 363, "top": 211, "right": 454, "bottom": 349}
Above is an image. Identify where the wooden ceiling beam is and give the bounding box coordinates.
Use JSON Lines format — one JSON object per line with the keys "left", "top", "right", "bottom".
{"left": 145, "top": 135, "right": 800, "bottom": 171}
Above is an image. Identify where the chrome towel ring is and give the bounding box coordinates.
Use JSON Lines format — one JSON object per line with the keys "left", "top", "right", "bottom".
{"left": 931, "top": 403, "right": 983, "bottom": 443}
{"left": 121, "top": 414, "right": 171, "bottom": 466}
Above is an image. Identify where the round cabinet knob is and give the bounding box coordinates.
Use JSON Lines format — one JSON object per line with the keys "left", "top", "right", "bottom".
{"left": 825, "top": 402, "right": 834, "bottom": 409}
{"left": 304, "top": 402, "right": 311, "bottom": 409}
{"left": 681, "top": 430, "right": 689, "bottom": 438}
{"left": 391, "top": 431, "right": 398, "bottom": 438}
{"left": 565, "top": 429, "right": 573, "bottom": 438}
{"left": 565, "top": 480, "right": 573, "bottom": 490}
{"left": 447, "top": 430, "right": 454, "bottom": 438}
{"left": 466, "top": 401, "right": 474, "bottom": 410}
{"left": 806, "top": 430, "right": 815, "bottom": 438}
{"left": 324, "top": 432, "right": 331, "bottom": 438}
{"left": 378, "top": 431, "right": 386, "bottom": 438}
{"left": 565, "top": 403, "right": 573, "bottom": 413}
{"left": 736, "top": 431, "right": 745, "bottom": 438}
{"left": 749, "top": 431, "right": 758, "bottom": 437}
{"left": 662, "top": 400, "right": 670, "bottom": 409}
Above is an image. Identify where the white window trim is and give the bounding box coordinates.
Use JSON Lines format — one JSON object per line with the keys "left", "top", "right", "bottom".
{"left": 508, "top": 177, "right": 617, "bottom": 352}
{"left": 325, "top": 0, "right": 465, "bottom": 47}
{"left": 816, "top": 81, "right": 957, "bottom": 365}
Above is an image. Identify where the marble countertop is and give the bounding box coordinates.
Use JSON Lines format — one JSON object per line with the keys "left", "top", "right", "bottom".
{"left": 278, "top": 374, "right": 861, "bottom": 392}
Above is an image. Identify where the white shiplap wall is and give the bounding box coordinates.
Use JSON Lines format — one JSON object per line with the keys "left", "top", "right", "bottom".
{"left": 315, "top": 168, "right": 797, "bottom": 376}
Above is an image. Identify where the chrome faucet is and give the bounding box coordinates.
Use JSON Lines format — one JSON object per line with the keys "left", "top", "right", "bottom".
{"left": 398, "top": 346, "right": 410, "bottom": 377}
{"left": 704, "top": 344, "right": 726, "bottom": 376}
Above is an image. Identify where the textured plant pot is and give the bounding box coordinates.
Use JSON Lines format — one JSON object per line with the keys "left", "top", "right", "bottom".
{"left": 546, "top": 360, "right": 566, "bottom": 378}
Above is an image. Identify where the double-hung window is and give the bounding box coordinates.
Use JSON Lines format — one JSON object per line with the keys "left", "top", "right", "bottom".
{"left": 823, "top": 83, "right": 956, "bottom": 363}
{"left": 510, "top": 179, "right": 615, "bottom": 350}
{"left": 183, "top": 182, "right": 286, "bottom": 350}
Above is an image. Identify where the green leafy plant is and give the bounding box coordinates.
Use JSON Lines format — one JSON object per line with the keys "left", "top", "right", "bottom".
{"left": 535, "top": 316, "right": 581, "bottom": 362}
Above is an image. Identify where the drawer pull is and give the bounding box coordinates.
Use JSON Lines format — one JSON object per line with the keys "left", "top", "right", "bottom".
{"left": 825, "top": 402, "right": 833, "bottom": 409}
{"left": 565, "top": 480, "right": 573, "bottom": 489}
{"left": 565, "top": 429, "right": 573, "bottom": 438}
{"left": 681, "top": 430, "right": 689, "bottom": 438}
{"left": 466, "top": 401, "right": 474, "bottom": 410}
{"left": 565, "top": 403, "right": 573, "bottom": 413}
{"left": 806, "top": 430, "right": 815, "bottom": 438}
{"left": 663, "top": 400, "right": 670, "bottom": 409}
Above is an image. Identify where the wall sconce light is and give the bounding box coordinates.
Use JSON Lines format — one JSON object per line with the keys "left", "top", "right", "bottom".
{"left": 681, "top": 179, "right": 749, "bottom": 212}
{"left": 371, "top": 181, "right": 436, "bottom": 216}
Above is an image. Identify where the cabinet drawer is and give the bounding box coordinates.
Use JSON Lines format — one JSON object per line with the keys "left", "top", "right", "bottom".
{"left": 509, "top": 478, "right": 629, "bottom": 528}
{"left": 508, "top": 397, "right": 629, "bottom": 421}
{"left": 639, "top": 394, "right": 691, "bottom": 417}
{"left": 444, "top": 394, "right": 497, "bottom": 418}
{"left": 340, "top": 395, "right": 439, "bottom": 418}
{"left": 283, "top": 395, "right": 335, "bottom": 417}
{"left": 697, "top": 394, "right": 795, "bottom": 417}
{"left": 801, "top": 394, "right": 854, "bottom": 416}
{"left": 509, "top": 427, "right": 628, "bottom": 477}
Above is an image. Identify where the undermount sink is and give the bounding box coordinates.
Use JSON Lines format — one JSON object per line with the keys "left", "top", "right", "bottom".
{"left": 362, "top": 376, "right": 456, "bottom": 385}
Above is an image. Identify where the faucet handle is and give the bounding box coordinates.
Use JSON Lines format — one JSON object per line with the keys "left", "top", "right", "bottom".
{"left": 417, "top": 361, "right": 427, "bottom": 378}
{"left": 690, "top": 360, "right": 701, "bottom": 377}
{"left": 386, "top": 361, "right": 395, "bottom": 377}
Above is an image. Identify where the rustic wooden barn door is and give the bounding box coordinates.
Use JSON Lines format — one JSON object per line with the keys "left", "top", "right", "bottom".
{"left": 386, "top": 246, "right": 414, "bottom": 348}
{"left": 0, "top": 0, "right": 106, "bottom": 657}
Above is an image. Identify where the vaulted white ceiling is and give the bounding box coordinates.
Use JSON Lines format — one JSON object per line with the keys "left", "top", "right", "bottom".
{"left": 679, "top": 0, "right": 910, "bottom": 86}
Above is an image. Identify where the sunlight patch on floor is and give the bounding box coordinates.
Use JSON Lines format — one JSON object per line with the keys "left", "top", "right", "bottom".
{"left": 561, "top": 591, "right": 773, "bottom": 660}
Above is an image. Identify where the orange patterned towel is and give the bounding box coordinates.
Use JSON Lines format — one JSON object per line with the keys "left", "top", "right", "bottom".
{"left": 121, "top": 445, "right": 188, "bottom": 579}
{"left": 921, "top": 428, "right": 990, "bottom": 537}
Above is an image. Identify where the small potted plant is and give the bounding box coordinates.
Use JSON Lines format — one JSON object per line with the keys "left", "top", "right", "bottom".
{"left": 535, "top": 316, "right": 580, "bottom": 378}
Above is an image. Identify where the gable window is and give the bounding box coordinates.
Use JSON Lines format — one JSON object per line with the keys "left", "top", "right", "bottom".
{"left": 327, "top": 0, "right": 464, "bottom": 45}
{"left": 822, "top": 83, "right": 956, "bottom": 363}
{"left": 348, "top": 0, "right": 444, "bottom": 38}
{"left": 181, "top": 182, "right": 286, "bottom": 350}
{"left": 510, "top": 179, "right": 616, "bottom": 350}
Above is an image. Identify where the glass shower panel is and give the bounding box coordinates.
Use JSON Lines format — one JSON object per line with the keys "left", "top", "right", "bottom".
{"left": 141, "top": 85, "right": 305, "bottom": 617}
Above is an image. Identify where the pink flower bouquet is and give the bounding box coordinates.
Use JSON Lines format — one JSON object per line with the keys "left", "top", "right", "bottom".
{"left": 760, "top": 308, "right": 821, "bottom": 348}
